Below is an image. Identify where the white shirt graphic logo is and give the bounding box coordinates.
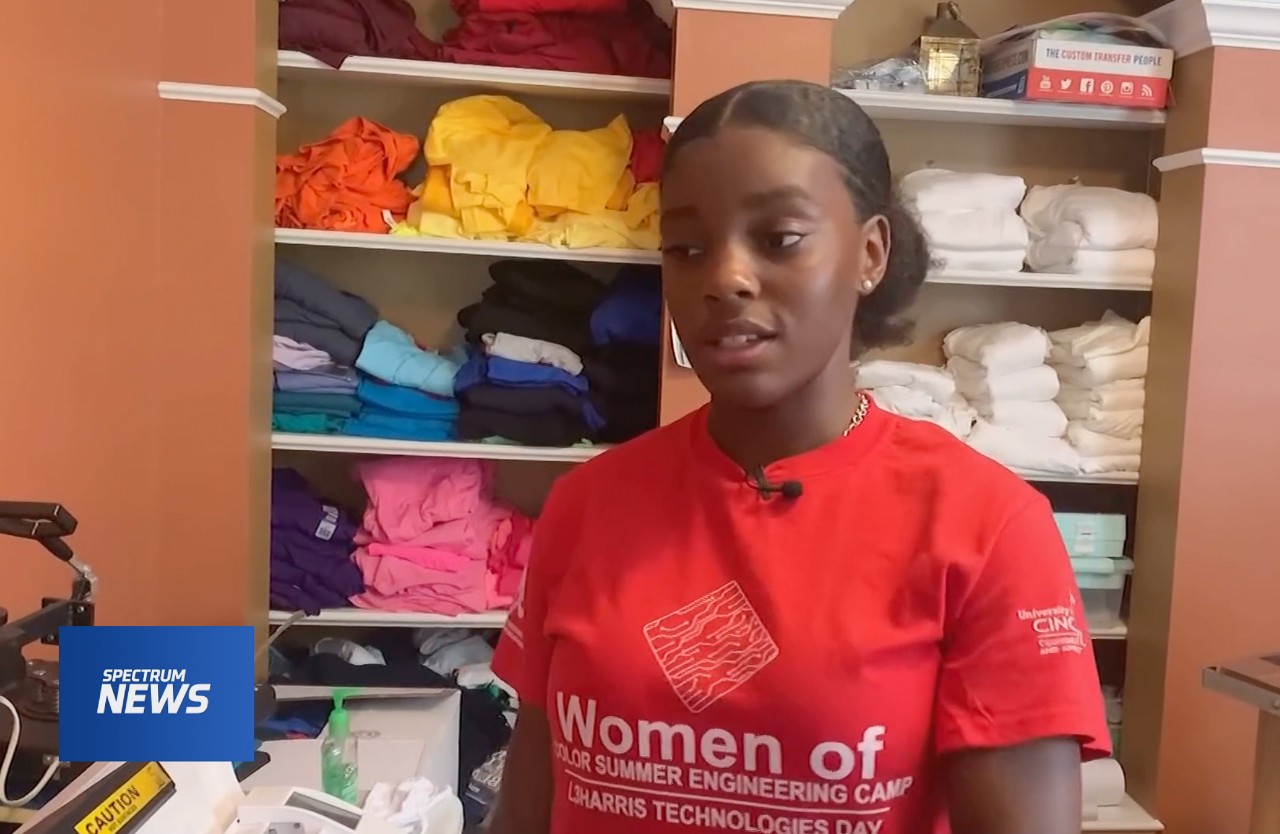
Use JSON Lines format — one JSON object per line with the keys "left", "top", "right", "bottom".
{"left": 643, "top": 581, "right": 780, "bottom": 713}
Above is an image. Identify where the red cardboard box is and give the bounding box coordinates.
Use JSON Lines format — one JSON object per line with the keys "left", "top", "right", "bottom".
{"left": 981, "top": 33, "right": 1173, "bottom": 108}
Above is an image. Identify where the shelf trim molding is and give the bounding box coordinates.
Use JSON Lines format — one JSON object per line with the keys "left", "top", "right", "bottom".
{"left": 670, "top": 0, "right": 849, "bottom": 19}
{"left": 157, "top": 82, "right": 287, "bottom": 118}
{"left": 1153, "top": 146, "right": 1280, "bottom": 171}
{"left": 1144, "top": 0, "right": 1280, "bottom": 58}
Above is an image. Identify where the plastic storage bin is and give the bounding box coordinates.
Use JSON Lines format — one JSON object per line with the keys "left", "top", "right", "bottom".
{"left": 1055, "top": 512, "right": 1127, "bottom": 558}
{"left": 1073, "top": 557, "right": 1133, "bottom": 629}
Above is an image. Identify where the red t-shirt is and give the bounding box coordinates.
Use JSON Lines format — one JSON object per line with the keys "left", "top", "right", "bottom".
{"left": 493, "top": 401, "right": 1110, "bottom": 834}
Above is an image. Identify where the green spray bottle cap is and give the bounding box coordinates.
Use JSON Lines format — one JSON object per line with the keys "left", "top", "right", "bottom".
{"left": 328, "top": 687, "right": 357, "bottom": 737}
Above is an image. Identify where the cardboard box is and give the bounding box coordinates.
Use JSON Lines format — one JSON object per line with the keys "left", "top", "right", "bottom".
{"left": 981, "top": 33, "right": 1173, "bottom": 108}
{"left": 241, "top": 686, "right": 461, "bottom": 796}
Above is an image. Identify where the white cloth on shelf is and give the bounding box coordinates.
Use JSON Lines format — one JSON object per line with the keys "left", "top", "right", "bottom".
{"left": 972, "top": 399, "right": 1068, "bottom": 437}
{"left": 867, "top": 386, "right": 976, "bottom": 439}
{"left": 931, "top": 248, "right": 1027, "bottom": 273}
{"left": 1021, "top": 184, "right": 1159, "bottom": 250}
{"left": 1027, "top": 242, "right": 1156, "bottom": 277}
{"left": 949, "top": 357, "right": 1060, "bottom": 402}
{"left": 1060, "top": 405, "right": 1143, "bottom": 438}
{"left": 481, "top": 331, "right": 583, "bottom": 375}
{"left": 967, "top": 420, "right": 1082, "bottom": 475}
{"left": 1079, "top": 454, "right": 1141, "bottom": 474}
{"left": 1050, "top": 313, "right": 1150, "bottom": 363}
{"left": 852, "top": 359, "right": 956, "bottom": 403}
{"left": 1057, "top": 380, "right": 1145, "bottom": 412}
{"left": 1056, "top": 346, "right": 1148, "bottom": 387}
{"left": 1068, "top": 423, "right": 1143, "bottom": 456}
{"left": 918, "top": 208, "right": 1030, "bottom": 251}
{"left": 943, "top": 322, "right": 1050, "bottom": 374}
{"left": 901, "top": 168, "right": 1027, "bottom": 212}
{"left": 1082, "top": 758, "right": 1127, "bottom": 810}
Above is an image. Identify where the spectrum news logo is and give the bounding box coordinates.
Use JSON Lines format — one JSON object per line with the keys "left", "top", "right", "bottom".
{"left": 59, "top": 626, "right": 256, "bottom": 762}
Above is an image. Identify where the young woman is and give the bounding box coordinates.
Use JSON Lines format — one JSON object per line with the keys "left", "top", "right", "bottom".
{"left": 487, "top": 80, "right": 1109, "bottom": 834}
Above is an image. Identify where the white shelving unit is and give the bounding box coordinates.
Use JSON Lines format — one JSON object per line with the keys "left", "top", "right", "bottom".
{"left": 271, "top": 433, "right": 602, "bottom": 463}
{"left": 270, "top": 608, "right": 508, "bottom": 629}
{"left": 274, "top": 228, "right": 661, "bottom": 265}
{"left": 278, "top": 50, "right": 671, "bottom": 100}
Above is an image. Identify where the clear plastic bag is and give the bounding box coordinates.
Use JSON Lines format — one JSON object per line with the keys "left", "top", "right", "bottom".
{"left": 831, "top": 53, "right": 927, "bottom": 93}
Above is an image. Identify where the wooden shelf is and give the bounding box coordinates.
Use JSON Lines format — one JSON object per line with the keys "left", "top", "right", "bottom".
{"left": 928, "top": 270, "right": 1151, "bottom": 292}
{"left": 277, "top": 50, "right": 671, "bottom": 101}
{"left": 274, "top": 228, "right": 660, "bottom": 265}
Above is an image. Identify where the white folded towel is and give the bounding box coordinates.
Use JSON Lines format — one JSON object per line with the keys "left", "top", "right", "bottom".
{"left": 1059, "top": 405, "right": 1144, "bottom": 439}
{"left": 867, "top": 386, "right": 976, "bottom": 439}
{"left": 853, "top": 359, "right": 955, "bottom": 403}
{"left": 972, "top": 399, "right": 1068, "bottom": 437}
{"left": 1026, "top": 243, "right": 1156, "bottom": 278}
{"left": 1057, "top": 380, "right": 1145, "bottom": 411}
{"left": 1021, "top": 184, "right": 1159, "bottom": 250}
{"left": 931, "top": 248, "right": 1027, "bottom": 273}
{"left": 1051, "top": 313, "right": 1150, "bottom": 362}
{"left": 918, "top": 208, "right": 1029, "bottom": 251}
{"left": 1079, "top": 454, "right": 1141, "bottom": 474}
{"left": 901, "top": 168, "right": 1028, "bottom": 212}
{"left": 1055, "top": 346, "right": 1148, "bottom": 387}
{"left": 949, "top": 357, "right": 1060, "bottom": 402}
{"left": 944, "top": 322, "right": 1050, "bottom": 374}
{"left": 1068, "top": 423, "right": 1143, "bottom": 456}
{"left": 968, "top": 420, "right": 1082, "bottom": 475}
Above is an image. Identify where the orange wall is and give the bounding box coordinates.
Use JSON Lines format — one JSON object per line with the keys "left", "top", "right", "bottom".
{"left": 0, "top": 3, "right": 165, "bottom": 628}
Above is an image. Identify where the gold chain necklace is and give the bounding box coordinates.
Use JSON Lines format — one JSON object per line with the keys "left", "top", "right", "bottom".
{"left": 842, "top": 391, "right": 870, "bottom": 437}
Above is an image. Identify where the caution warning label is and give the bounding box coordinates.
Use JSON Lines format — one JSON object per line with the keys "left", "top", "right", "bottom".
{"left": 73, "top": 762, "right": 172, "bottom": 834}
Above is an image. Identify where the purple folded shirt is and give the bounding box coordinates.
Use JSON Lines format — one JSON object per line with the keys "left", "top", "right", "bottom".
{"left": 274, "top": 364, "right": 359, "bottom": 396}
{"left": 270, "top": 467, "right": 364, "bottom": 614}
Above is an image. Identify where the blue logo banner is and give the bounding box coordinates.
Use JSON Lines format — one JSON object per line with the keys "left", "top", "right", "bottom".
{"left": 59, "top": 626, "right": 255, "bottom": 762}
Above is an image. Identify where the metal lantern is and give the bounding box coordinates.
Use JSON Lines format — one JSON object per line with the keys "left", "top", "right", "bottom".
{"left": 918, "top": 2, "right": 981, "bottom": 96}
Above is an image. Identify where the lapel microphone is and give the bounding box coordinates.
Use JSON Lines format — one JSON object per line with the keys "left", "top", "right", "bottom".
{"left": 746, "top": 466, "right": 804, "bottom": 500}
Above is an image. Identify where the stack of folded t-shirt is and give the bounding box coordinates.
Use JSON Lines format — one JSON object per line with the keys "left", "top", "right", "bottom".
{"left": 455, "top": 260, "right": 606, "bottom": 446}
{"left": 583, "top": 265, "right": 661, "bottom": 443}
{"left": 270, "top": 468, "right": 365, "bottom": 615}
{"left": 272, "top": 261, "right": 378, "bottom": 433}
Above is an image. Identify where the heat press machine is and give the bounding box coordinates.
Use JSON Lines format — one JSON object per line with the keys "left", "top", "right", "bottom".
{"left": 14, "top": 761, "right": 462, "bottom": 834}
{"left": 0, "top": 501, "right": 97, "bottom": 808}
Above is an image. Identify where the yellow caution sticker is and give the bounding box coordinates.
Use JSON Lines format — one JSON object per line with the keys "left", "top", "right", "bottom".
{"left": 74, "top": 763, "right": 172, "bottom": 834}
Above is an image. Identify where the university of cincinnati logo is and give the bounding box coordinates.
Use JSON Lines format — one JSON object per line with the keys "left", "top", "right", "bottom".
{"left": 642, "top": 581, "right": 780, "bottom": 713}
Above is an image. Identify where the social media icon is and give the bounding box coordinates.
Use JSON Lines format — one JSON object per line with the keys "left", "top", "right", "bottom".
{"left": 1059, "top": 78, "right": 1072, "bottom": 90}
{"left": 1039, "top": 75, "right": 1053, "bottom": 90}
{"left": 1141, "top": 83, "right": 1154, "bottom": 97}
{"left": 1101, "top": 80, "right": 1115, "bottom": 94}
{"left": 1120, "top": 81, "right": 1134, "bottom": 95}
{"left": 1080, "top": 78, "right": 1095, "bottom": 93}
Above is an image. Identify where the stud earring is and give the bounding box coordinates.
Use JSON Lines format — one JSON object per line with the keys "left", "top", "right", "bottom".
{"left": 861, "top": 279, "right": 875, "bottom": 293}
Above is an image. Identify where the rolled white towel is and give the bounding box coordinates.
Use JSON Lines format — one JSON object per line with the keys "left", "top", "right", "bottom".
{"left": 1027, "top": 243, "right": 1155, "bottom": 278}
{"left": 1051, "top": 313, "right": 1150, "bottom": 362}
{"left": 918, "top": 208, "right": 1029, "bottom": 252}
{"left": 1059, "top": 405, "right": 1143, "bottom": 439}
{"left": 967, "top": 420, "right": 1082, "bottom": 476}
{"left": 852, "top": 359, "right": 955, "bottom": 403}
{"left": 868, "top": 386, "right": 976, "bottom": 439}
{"left": 1054, "top": 346, "right": 1148, "bottom": 387}
{"left": 1079, "top": 454, "right": 1141, "bottom": 475}
{"left": 901, "top": 168, "right": 1027, "bottom": 212}
{"left": 1021, "top": 184, "right": 1159, "bottom": 250}
{"left": 1057, "top": 380, "right": 1145, "bottom": 412}
{"left": 944, "top": 322, "right": 1050, "bottom": 374}
{"left": 971, "top": 399, "right": 1068, "bottom": 437}
{"left": 1068, "top": 423, "right": 1142, "bottom": 457}
{"left": 949, "top": 357, "right": 1060, "bottom": 402}
{"left": 931, "top": 248, "right": 1027, "bottom": 273}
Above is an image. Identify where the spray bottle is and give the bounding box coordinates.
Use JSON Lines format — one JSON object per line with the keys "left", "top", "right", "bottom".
{"left": 320, "top": 688, "right": 358, "bottom": 803}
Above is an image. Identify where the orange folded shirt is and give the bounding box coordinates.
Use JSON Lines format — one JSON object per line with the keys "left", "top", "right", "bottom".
{"left": 275, "top": 117, "right": 420, "bottom": 233}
